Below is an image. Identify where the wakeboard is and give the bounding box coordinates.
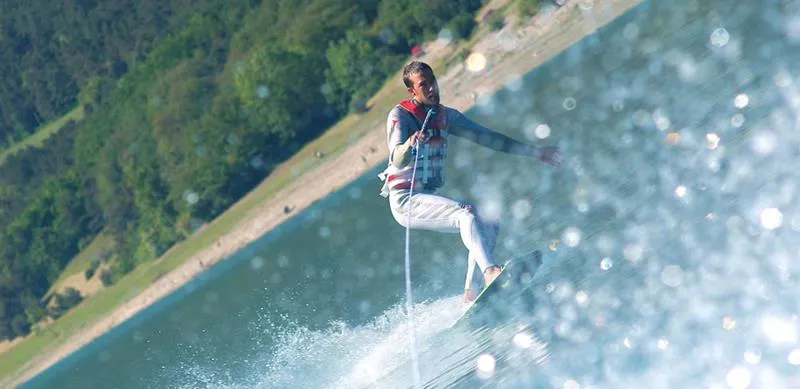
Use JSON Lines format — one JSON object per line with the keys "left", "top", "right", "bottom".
{"left": 452, "top": 250, "right": 543, "bottom": 327}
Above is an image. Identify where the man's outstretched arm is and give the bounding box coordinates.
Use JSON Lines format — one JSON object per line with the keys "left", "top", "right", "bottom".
{"left": 448, "top": 110, "right": 561, "bottom": 167}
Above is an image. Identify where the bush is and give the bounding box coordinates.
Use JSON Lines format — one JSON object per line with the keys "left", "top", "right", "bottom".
{"left": 48, "top": 287, "right": 83, "bottom": 319}
{"left": 516, "top": 0, "right": 542, "bottom": 18}
{"left": 487, "top": 11, "right": 505, "bottom": 31}
{"left": 22, "top": 294, "right": 48, "bottom": 326}
{"left": 10, "top": 315, "right": 30, "bottom": 338}
{"left": 99, "top": 269, "right": 113, "bottom": 287}
{"left": 84, "top": 259, "right": 101, "bottom": 280}
{"left": 447, "top": 13, "right": 477, "bottom": 41}
{"left": 349, "top": 93, "right": 369, "bottom": 114}
{"left": 455, "top": 48, "right": 471, "bottom": 63}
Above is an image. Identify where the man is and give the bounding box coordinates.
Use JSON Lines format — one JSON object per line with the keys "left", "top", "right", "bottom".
{"left": 378, "top": 61, "right": 561, "bottom": 303}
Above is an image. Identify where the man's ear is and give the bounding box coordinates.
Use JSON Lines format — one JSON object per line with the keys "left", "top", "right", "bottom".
{"left": 406, "top": 87, "right": 414, "bottom": 96}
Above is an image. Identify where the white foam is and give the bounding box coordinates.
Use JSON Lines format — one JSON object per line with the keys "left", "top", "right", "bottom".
{"left": 255, "top": 296, "right": 466, "bottom": 389}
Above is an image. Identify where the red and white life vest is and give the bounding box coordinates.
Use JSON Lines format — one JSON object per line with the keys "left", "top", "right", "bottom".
{"left": 380, "top": 99, "right": 449, "bottom": 195}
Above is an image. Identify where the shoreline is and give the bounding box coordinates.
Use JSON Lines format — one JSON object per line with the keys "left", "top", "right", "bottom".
{"left": 6, "top": 0, "right": 642, "bottom": 386}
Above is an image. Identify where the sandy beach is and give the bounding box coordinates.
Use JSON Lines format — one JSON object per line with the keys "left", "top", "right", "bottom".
{"left": 5, "top": 0, "right": 642, "bottom": 386}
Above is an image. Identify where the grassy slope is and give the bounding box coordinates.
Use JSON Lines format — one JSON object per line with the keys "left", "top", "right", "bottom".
{"left": 0, "top": 106, "right": 85, "bottom": 166}
{"left": 44, "top": 233, "right": 115, "bottom": 299}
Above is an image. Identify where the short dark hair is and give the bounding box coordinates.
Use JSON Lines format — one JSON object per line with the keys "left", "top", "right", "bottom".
{"left": 402, "top": 61, "right": 434, "bottom": 88}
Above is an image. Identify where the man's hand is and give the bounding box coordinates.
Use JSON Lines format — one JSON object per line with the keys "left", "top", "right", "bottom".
{"left": 409, "top": 130, "right": 427, "bottom": 145}
{"left": 537, "top": 146, "right": 562, "bottom": 167}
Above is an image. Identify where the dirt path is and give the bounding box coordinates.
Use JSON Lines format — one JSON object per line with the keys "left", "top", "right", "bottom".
{"left": 4, "top": 0, "right": 643, "bottom": 386}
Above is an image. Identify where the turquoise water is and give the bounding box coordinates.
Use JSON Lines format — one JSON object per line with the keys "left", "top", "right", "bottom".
{"left": 23, "top": 0, "right": 800, "bottom": 387}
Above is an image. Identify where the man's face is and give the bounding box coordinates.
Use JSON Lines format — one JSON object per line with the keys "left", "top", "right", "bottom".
{"left": 407, "top": 70, "right": 440, "bottom": 106}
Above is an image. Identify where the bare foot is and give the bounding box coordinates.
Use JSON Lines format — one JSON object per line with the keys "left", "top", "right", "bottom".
{"left": 462, "top": 289, "right": 476, "bottom": 304}
{"left": 483, "top": 265, "right": 503, "bottom": 285}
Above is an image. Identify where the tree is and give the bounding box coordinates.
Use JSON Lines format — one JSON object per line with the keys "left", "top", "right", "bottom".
{"left": 376, "top": 0, "right": 483, "bottom": 48}
{"left": 234, "top": 43, "right": 326, "bottom": 143}
{"left": 22, "top": 293, "right": 47, "bottom": 326}
{"left": 324, "top": 28, "right": 403, "bottom": 114}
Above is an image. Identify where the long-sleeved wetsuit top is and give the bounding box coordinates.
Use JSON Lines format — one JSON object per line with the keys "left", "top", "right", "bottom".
{"left": 385, "top": 104, "right": 496, "bottom": 171}
{"left": 380, "top": 101, "right": 509, "bottom": 201}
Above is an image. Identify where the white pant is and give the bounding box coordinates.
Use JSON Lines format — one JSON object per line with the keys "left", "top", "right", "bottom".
{"left": 388, "top": 189, "right": 499, "bottom": 290}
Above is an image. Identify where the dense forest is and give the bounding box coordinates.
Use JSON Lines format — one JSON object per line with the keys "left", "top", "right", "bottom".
{"left": 0, "top": 0, "right": 492, "bottom": 340}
